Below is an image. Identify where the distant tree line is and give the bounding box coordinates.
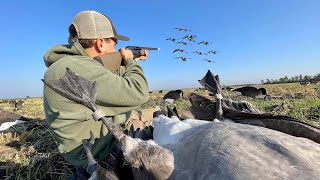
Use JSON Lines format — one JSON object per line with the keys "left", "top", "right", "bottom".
{"left": 261, "top": 74, "right": 320, "bottom": 84}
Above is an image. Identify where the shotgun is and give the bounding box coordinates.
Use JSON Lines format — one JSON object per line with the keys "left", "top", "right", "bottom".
{"left": 94, "top": 46, "right": 160, "bottom": 74}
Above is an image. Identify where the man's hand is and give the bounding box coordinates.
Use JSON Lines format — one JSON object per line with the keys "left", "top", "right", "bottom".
{"left": 134, "top": 49, "right": 149, "bottom": 61}
{"left": 120, "top": 48, "right": 134, "bottom": 61}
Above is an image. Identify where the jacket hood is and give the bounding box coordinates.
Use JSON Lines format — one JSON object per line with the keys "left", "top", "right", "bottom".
{"left": 44, "top": 39, "right": 88, "bottom": 67}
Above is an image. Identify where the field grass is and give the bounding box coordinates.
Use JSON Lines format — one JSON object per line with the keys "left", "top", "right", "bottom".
{"left": 0, "top": 82, "right": 319, "bottom": 179}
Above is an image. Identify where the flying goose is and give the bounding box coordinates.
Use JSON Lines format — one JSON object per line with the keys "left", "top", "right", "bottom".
{"left": 203, "top": 59, "right": 215, "bottom": 63}
{"left": 198, "top": 41, "right": 212, "bottom": 45}
{"left": 182, "top": 35, "right": 196, "bottom": 42}
{"left": 206, "top": 50, "right": 218, "bottom": 54}
{"left": 174, "top": 28, "right": 191, "bottom": 31}
{"left": 175, "top": 57, "right": 190, "bottom": 61}
{"left": 173, "top": 49, "right": 187, "bottom": 54}
{"left": 165, "top": 38, "right": 178, "bottom": 42}
{"left": 177, "top": 41, "right": 188, "bottom": 45}
{"left": 192, "top": 51, "right": 206, "bottom": 55}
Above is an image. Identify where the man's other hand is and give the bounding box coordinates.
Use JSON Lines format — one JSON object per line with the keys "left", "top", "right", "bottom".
{"left": 135, "top": 49, "right": 149, "bottom": 61}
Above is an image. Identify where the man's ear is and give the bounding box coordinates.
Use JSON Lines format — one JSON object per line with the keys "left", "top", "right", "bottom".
{"left": 95, "top": 38, "right": 105, "bottom": 53}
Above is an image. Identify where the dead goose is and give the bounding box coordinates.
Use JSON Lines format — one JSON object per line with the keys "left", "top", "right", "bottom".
{"left": 0, "top": 109, "right": 29, "bottom": 131}
{"left": 42, "top": 68, "right": 174, "bottom": 180}
{"left": 232, "top": 86, "right": 267, "bottom": 98}
{"left": 151, "top": 70, "right": 320, "bottom": 179}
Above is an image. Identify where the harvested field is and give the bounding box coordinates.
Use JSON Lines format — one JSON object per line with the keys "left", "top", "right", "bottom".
{"left": 0, "top": 82, "right": 319, "bottom": 179}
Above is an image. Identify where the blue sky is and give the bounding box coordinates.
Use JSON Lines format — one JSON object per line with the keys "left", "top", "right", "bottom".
{"left": 1, "top": 0, "right": 319, "bottom": 98}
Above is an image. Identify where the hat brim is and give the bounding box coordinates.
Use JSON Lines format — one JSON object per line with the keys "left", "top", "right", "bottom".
{"left": 114, "top": 34, "right": 129, "bottom": 41}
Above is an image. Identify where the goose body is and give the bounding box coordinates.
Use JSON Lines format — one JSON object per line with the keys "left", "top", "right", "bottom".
{"left": 0, "top": 109, "right": 28, "bottom": 131}
{"left": 163, "top": 90, "right": 184, "bottom": 101}
{"left": 153, "top": 115, "right": 320, "bottom": 180}
{"left": 232, "top": 86, "right": 267, "bottom": 98}
{"left": 14, "top": 100, "right": 25, "bottom": 110}
{"left": 299, "top": 82, "right": 310, "bottom": 86}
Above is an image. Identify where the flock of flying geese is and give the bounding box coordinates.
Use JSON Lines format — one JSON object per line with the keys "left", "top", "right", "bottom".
{"left": 166, "top": 27, "right": 219, "bottom": 63}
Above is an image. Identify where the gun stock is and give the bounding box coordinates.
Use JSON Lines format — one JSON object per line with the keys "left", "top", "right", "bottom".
{"left": 94, "top": 52, "right": 123, "bottom": 74}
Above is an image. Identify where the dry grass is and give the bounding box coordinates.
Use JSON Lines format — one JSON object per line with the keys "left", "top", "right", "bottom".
{"left": 0, "top": 83, "right": 319, "bottom": 179}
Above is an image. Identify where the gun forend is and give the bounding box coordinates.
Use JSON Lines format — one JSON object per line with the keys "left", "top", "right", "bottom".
{"left": 125, "top": 46, "right": 160, "bottom": 57}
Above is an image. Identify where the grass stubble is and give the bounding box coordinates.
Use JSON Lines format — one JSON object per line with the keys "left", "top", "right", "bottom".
{"left": 0, "top": 83, "right": 319, "bottom": 179}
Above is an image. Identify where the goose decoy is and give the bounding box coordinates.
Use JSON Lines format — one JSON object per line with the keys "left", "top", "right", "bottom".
{"left": 175, "top": 57, "right": 190, "bottom": 62}
{"left": 310, "top": 81, "right": 319, "bottom": 85}
{"left": 14, "top": 100, "right": 25, "bottom": 110}
{"left": 158, "top": 90, "right": 163, "bottom": 94}
{"left": 299, "top": 82, "right": 310, "bottom": 86}
{"left": 222, "top": 86, "right": 234, "bottom": 91}
{"left": 173, "top": 49, "right": 188, "bottom": 54}
{"left": 198, "top": 41, "right": 212, "bottom": 45}
{"left": 232, "top": 86, "right": 267, "bottom": 98}
{"left": 163, "top": 90, "right": 184, "bottom": 102}
{"left": 0, "top": 109, "right": 29, "bottom": 131}
{"left": 9, "top": 100, "right": 16, "bottom": 105}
